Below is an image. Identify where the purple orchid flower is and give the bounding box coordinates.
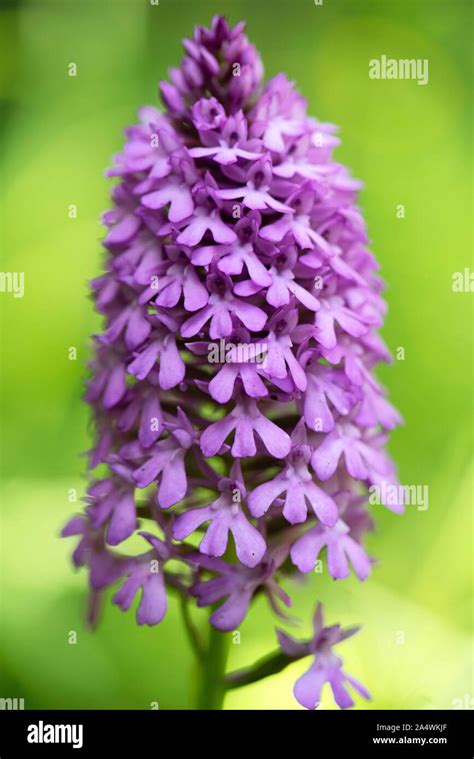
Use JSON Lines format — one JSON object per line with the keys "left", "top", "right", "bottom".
{"left": 315, "top": 295, "right": 370, "bottom": 349}
{"left": 216, "top": 212, "right": 273, "bottom": 287}
{"left": 300, "top": 350, "right": 355, "bottom": 432}
{"left": 186, "top": 328, "right": 268, "bottom": 404}
{"left": 200, "top": 396, "right": 292, "bottom": 459}
{"left": 106, "top": 107, "right": 173, "bottom": 179}
{"left": 260, "top": 187, "right": 333, "bottom": 252}
{"left": 261, "top": 306, "right": 308, "bottom": 391}
{"left": 250, "top": 73, "right": 306, "bottom": 153}
{"left": 272, "top": 130, "right": 340, "bottom": 181}
{"left": 85, "top": 345, "right": 128, "bottom": 410}
{"left": 312, "top": 418, "right": 393, "bottom": 484}
{"left": 113, "top": 533, "right": 170, "bottom": 626}
{"left": 140, "top": 153, "right": 198, "bottom": 223}
{"left": 248, "top": 422, "right": 338, "bottom": 525}
{"left": 181, "top": 270, "right": 267, "bottom": 339}
{"left": 173, "top": 461, "right": 266, "bottom": 567}
{"left": 190, "top": 547, "right": 291, "bottom": 632}
{"left": 64, "top": 16, "right": 402, "bottom": 711}
{"left": 233, "top": 244, "right": 321, "bottom": 312}
{"left": 290, "top": 519, "right": 372, "bottom": 579}
{"left": 176, "top": 205, "right": 237, "bottom": 246}
{"left": 102, "top": 184, "right": 142, "bottom": 248}
{"left": 139, "top": 245, "right": 208, "bottom": 311}
{"left": 124, "top": 408, "right": 195, "bottom": 508}
{"left": 102, "top": 298, "right": 151, "bottom": 351}
{"left": 191, "top": 97, "right": 226, "bottom": 132}
{"left": 277, "top": 604, "right": 370, "bottom": 709}
{"left": 216, "top": 156, "right": 292, "bottom": 212}
{"left": 85, "top": 472, "right": 137, "bottom": 547}
{"left": 117, "top": 381, "right": 163, "bottom": 448}
{"left": 189, "top": 109, "right": 262, "bottom": 165}
{"left": 127, "top": 313, "right": 185, "bottom": 388}
{"left": 61, "top": 515, "right": 127, "bottom": 596}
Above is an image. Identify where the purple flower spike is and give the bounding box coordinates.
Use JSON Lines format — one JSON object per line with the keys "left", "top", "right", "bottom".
{"left": 63, "top": 16, "right": 402, "bottom": 710}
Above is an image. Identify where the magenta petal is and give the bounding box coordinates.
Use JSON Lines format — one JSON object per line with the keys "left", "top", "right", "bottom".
{"left": 283, "top": 482, "right": 307, "bottom": 524}
{"left": 103, "top": 364, "right": 127, "bottom": 408}
{"left": 248, "top": 477, "right": 287, "bottom": 518}
{"left": 128, "top": 341, "right": 160, "bottom": 381}
{"left": 107, "top": 491, "right": 137, "bottom": 545}
{"left": 183, "top": 268, "right": 209, "bottom": 311}
{"left": 293, "top": 662, "right": 325, "bottom": 710}
{"left": 138, "top": 393, "right": 162, "bottom": 448}
{"left": 329, "top": 671, "right": 355, "bottom": 709}
{"left": 104, "top": 213, "right": 141, "bottom": 247}
{"left": 200, "top": 415, "right": 236, "bottom": 457}
{"left": 240, "top": 365, "right": 268, "bottom": 398}
{"left": 344, "top": 673, "right": 371, "bottom": 701}
{"left": 209, "top": 215, "right": 238, "bottom": 244}
{"left": 231, "top": 417, "right": 257, "bottom": 457}
{"left": 200, "top": 517, "right": 230, "bottom": 557}
{"left": 181, "top": 304, "right": 213, "bottom": 337}
{"left": 137, "top": 573, "right": 167, "bottom": 626}
{"left": 209, "top": 590, "right": 253, "bottom": 631}
{"left": 158, "top": 450, "right": 187, "bottom": 508}
{"left": 253, "top": 416, "right": 291, "bottom": 458}
{"left": 159, "top": 336, "right": 185, "bottom": 390}
{"left": 230, "top": 513, "right": 266, "bottom": 567}
{"left": 304, "top": 482, "right": 338, "bottom": 526}
{"left": 125, "top": 308, "right": 151, "bottom": 349}
{"left": 233, "top": 300, "right": 267, "bottom": 332}
{"left": 133, "top": 450, "right": 168, "bottom": 488}
{"left": 290, "top": 527, "right": 326, "bottom": 573}
{"left": 326, "top": 538, "right": 350, "bottom": 579}
{"left": 312, "top": 434, "right": 344, "bottom": 480}
{"left": 173, "top": 506, "right": 213, "bottom": 540}
{"left": 343, "top": 536, "right": 371, "bottom": 580}
{"left": 113, "top": 575, "right": 141, "bottom": 611}
{"left": 209, "top": 364, "right": 238, "bottom": 403}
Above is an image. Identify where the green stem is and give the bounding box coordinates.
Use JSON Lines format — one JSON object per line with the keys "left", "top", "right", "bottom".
{"left": 225, "top": 649, "right": 292, "bottom": 689}
{"left": 179, "top": 594, "right": 205, "bottom": 660}
{"left": 197, "top": 625, "right": 230, "bottom": 710}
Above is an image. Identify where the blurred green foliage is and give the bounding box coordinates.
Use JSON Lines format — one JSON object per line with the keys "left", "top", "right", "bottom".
{"left": 0, "top": 0, "right": 472, "bottom": 709}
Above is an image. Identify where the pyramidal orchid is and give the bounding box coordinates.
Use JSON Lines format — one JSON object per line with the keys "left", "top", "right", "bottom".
{"left": 63, "top": 15, "right": 403, "bottom": 710}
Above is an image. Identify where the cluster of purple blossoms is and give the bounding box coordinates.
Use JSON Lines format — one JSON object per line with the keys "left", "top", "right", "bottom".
{"left": 63, "top": 16, "right": 403, "bottom": 709}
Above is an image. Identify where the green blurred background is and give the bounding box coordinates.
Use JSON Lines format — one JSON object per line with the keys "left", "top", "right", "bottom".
{"left": 0, "top": 0, "right": 472, "bottom": 710}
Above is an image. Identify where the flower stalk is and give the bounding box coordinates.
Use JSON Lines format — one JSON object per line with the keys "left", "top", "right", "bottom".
{"left": 197, "top": 626, "right": 230, "bottom": 710}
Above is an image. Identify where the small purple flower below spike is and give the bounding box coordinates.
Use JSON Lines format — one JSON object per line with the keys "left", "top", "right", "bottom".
{"left": 277, "top": 604, "right": 370, "bottom": 709}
